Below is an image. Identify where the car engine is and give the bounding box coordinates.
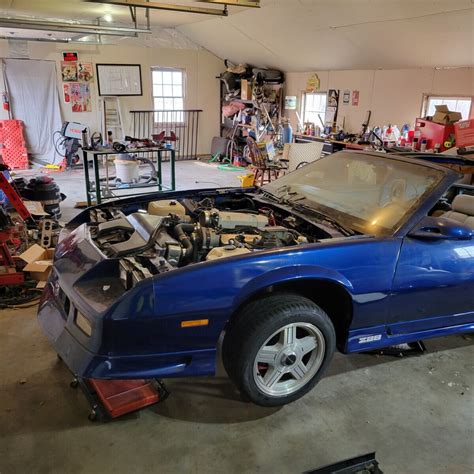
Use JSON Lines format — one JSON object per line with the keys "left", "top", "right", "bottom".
{"left": 87, "top": 196, "right": 320, "bottom": 289}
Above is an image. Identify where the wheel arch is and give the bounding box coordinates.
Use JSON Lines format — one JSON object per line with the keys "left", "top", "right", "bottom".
{"left": 226, "top": 273, "right": 354, "bottom": 352}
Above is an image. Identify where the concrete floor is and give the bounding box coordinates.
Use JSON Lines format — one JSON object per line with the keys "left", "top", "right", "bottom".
{"left": 15, "top": 160, "right": 243, "bottom": 222}
{"left": 1, "top": 161, "right": 474, "bottom": 473}
{"left": 1, "top": 306, "right": 473, "bottom": 473}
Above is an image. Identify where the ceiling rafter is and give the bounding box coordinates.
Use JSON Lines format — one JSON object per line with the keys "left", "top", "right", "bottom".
{"left": 198, "top": 0, "right": 260, "bottom": 7}
{"left": 85, "top": 0, "right": 228, "bottom": 17}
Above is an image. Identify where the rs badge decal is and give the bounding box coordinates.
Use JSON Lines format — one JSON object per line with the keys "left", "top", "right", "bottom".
{"left": 358, "top": 335, "right": 382, "bottom": 344}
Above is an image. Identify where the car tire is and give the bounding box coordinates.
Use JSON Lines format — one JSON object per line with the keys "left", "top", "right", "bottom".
{"left": 223, "top": 293, "right": 336, "bottom": 407}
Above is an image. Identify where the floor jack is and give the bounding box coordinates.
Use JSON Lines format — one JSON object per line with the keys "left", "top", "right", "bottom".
{"left": 69, "top": 376, "right": 169, "bottom": 422}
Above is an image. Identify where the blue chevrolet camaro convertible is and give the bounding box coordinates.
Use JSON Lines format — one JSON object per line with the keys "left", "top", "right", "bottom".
{"left": 38, "top": 151, "right": 474, "bottom": 406}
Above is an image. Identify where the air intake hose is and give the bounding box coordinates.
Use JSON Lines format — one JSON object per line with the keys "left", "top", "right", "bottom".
{"left": 174, "top": 223, "right": 195, "bottom": 259}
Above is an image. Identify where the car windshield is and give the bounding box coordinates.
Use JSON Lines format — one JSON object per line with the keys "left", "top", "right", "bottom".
{"left": 262, "top": 152, "right": 445, "bottom": 236}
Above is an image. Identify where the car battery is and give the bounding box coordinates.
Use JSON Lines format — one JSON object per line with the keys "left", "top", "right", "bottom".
{"left": 414, "top": 119, "right": 455, "bottom": 151}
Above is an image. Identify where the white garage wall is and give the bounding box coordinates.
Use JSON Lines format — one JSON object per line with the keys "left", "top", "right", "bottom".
{"left": 0, "top": 40, "right": 223, "bottom": 155}
{"left": 285, "top": 67, "right": 474, "bottom": 133}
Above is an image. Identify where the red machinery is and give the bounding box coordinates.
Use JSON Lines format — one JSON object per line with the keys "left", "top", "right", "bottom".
{"left": 0, "top": 216, "right": 25, "bottom": 286}
{"left": 0, "top": 164, "right": 34, "bottom": 286}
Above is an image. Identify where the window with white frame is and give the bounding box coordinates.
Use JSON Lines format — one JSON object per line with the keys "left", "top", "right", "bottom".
{"left": 424, "top": 95, "right": 472, "bottom": 120}
{"left": 302, "top": 92, "right": 327, "bottom": 127}
{"left": 152, "top": 68, "right": 185, "bottom": 122}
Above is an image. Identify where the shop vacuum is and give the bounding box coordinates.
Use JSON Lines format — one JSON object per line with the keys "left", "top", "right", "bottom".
{"left": 15, "top": 176, "right": 65, "bottom": 219}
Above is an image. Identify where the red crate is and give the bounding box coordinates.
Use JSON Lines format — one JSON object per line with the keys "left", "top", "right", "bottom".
{"left": 0, "top": 121, "right": 26, "bottom": 150}
{"left": 0, "top": 146, "right": 28, "bottom": 170}
{"left": 2, "top": 138, "right": 26, "bottom": 148}
{"left": 7, "top": 161, "right": 28, "bottom": 170}
{"left": 0, "top": 119, "right": 23, "bottom": 130}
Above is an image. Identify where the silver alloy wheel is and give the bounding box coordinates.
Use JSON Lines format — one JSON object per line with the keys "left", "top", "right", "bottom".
{"left": 253, "top": 322, "right": 325, "bottom": 397}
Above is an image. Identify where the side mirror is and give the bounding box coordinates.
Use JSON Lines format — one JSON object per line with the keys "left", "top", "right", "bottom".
{"left": 408, "top": 216, "right": 473, "bottom": 241}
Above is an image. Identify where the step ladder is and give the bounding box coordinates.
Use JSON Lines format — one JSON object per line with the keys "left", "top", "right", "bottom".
{"left": 100, "top": 96, "right": 124, "bottom": 144}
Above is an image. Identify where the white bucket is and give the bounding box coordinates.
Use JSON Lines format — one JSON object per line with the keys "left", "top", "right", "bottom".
{"left": 115, "top": 158, "right": 139, "bottom": 183}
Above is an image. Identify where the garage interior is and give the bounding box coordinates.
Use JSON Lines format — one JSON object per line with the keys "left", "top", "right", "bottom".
{"left": 0, "top": 1, "right": 473, "bottom": 473}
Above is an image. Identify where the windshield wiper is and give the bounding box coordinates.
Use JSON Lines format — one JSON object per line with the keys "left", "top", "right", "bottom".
{"left": 290, "top": 202, "right": 356, "bottom": 236}
{"left": 270, "top": 185, "right": 306, "bottom": 203}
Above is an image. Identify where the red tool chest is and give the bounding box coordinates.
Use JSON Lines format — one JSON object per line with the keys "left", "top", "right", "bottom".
{"left": 414, "top": 119, "right": 455, "bottom": 151}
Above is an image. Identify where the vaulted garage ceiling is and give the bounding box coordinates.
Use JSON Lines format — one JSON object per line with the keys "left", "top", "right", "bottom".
{"left": 178, "top": 0, "right": 474, "bottom": 70}
{"left": 0, "top": 0, "right": 472, "bottom": 70}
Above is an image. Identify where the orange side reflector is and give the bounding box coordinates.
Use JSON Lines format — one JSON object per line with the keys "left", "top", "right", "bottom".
{"left": 181, "top": 319, "right": 209, "bottom": 328}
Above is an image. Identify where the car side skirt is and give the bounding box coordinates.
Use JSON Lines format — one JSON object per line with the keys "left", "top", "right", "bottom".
{"left": 346, "top": 320, "right": 474, "bottom": 353}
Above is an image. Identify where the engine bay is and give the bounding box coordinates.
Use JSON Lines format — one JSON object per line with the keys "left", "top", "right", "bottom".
{"left": 86, "top": 193, "right": 334, "bottom": 289}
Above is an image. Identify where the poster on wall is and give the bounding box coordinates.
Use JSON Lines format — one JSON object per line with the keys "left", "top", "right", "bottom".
{"left": 343, "top": 90, "right": 350, "bottom": 105}
{"left": 352, "top": 90, "right": 360, "bottom": 106}
{"left": 63, "top": 83, "right": 70, "bottom": 103}
{"left": 284, "top": 96, "right": 297, "bottom": 110}
{"left": 306, "top": 73, "right": 320, "bottom": 93}
{"left": 78, "top": 62, "right": 93, "bottom": 82}
{"left": 325, "top": 89, "right": 339, "bottom": 128}
{"left": 71, "top": 83, "right": 91, "bottom": 112}
{"left": 61, "top": 61, "right": 77, "bottom": 81}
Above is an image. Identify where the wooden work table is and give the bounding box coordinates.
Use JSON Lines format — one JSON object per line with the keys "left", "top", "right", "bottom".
{"left": 293, "top": 133, "right": 367, "bottom": 155}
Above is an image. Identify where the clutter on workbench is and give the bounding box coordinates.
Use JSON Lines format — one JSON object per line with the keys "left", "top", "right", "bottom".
{"left": 292, "top": 101, "right": 469, "bottom": 156}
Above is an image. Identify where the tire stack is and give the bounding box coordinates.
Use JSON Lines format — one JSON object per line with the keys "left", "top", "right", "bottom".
{"left": 0, "top": 120, "right": 29, "bottom": 170}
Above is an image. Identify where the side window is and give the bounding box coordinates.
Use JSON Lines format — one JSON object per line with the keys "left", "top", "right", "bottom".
{"left": 302, "top": 92, "right": 327, "bottom": 127}
{"left": 422, "top": 95, "right": 472, "bottom": 120}
{"left": 151, "top": 68, "right": 185, "bottom": 122}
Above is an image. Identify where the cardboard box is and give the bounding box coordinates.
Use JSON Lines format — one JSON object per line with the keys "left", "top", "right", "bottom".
{"left": 431, "top": 105, "right": 463, "bottom": 125}
{"left": 455, "top": 120, "right": 474, "bottom": 148}
{"left": 23, "top": 201, "right": 49, "bottom": 216}
{"left": 241, "top": 79, "right": 253, "bottom": 101}
{"left": 19, "top": 244, "right": 54, "bottom": 285}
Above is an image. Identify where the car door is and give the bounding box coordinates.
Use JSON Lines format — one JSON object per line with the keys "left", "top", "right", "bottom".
{"left": 388, "top": 217, "right": 474, "bottom": 333}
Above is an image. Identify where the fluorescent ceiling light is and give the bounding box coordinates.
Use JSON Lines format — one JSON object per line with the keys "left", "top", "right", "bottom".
{"left": 0, "top": 16, "right": 150, "bottom": 36}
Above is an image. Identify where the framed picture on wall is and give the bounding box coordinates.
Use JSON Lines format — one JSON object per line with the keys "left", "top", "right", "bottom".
{"left": 96, "top": 63, "right": 142, "bottom": 96}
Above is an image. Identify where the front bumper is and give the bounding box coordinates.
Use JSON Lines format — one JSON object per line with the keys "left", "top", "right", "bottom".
{"left": 37, "top": 278, "right": 216, "bottom": 380}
